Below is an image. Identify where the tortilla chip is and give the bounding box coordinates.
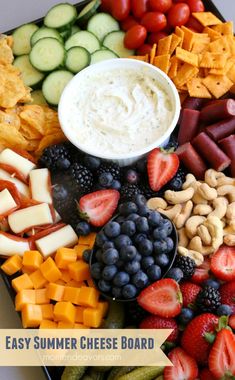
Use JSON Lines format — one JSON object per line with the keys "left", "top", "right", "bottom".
{"left": 0, "top": 38, "right": 14, "bottom": 66}
{"left": 209, "top": 36, "right": 231, "bottom": 55}
{"left": 199, "top": 52, "right": 227, "bottom": 69}
{"left": 203, "top": 26, "right": 221, "bottom": 41}
{"left": 157, "top": 35, "right": 172, "bottom": 55}
{"left": 0, "top": 109, "right": 21, "bottom": 129}
{"left": 169, "top": 33, "right": 182, "bottom": 54}
{"left": 176, "top": 47, "right": 198, "bottom": 66}
{"left": 168, "top": 56, "right": 179, "bottom": 79}
{"left": 153, "top": 54, "right": 171, "bottom": 74}
{"left": 6, "top": 36, "right": 13, "bottom": 49}
{"left": 26, "top": 140, "right": 40, "bottom": 152}
{"left": 212, "top": 21, "right": 233, "bottom": 36}
{"left": 192, "top": 12, "right": 222, "bottom": 27}
{"left": 150, "top": 44, "right": 157, "bottom": 65}
{"left": 203, "top": 74, "right": 233, "bottom": 98}
{"left": 0, "top": 123, "right": 28, "bottom": 149}
{"left": 0, "top": 67, "right": 26, "bottom": 108}
{"left": 187, "top": 78, "right": 212, "bottom": 98}
{"left": 19, "top": 121, "right": 42, "bottom": 140}
{"left": 174, "top": 63, "right": 199, "bottom": 87}
{"left": 19, "top": 105, "right": 46, "bottom": 135}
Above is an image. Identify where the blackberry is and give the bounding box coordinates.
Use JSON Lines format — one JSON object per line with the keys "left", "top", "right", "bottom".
{"left": 167, "top": 167, "right": 187, "bottom": 191}
{"left": 97, "top": 162, "right": 121, "bottom": 181}
{"left": 69, "top": 163, "right": 93, "bottom": 193}
{"left": 140, "top": 183, "right": 164, "bottom": 200}
{"left": 126, "top": 301, "right": 149, "bottom": 325}
{"left": 120, "top": 183, "right": 143, "bottom": 201}
{"left": 174, "top": 255, "right": 196, "bottom": 280}
{"left": 39, "top": 143, "right": 71, "bottom": 171}
{"left": 196, "top": 286, "right": 221, "bottom": 313}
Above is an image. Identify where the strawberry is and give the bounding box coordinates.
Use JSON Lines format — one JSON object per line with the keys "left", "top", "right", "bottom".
{"left": 208, "top": 328, "right": 235, "bottom": 379}
{"left": 211, "top": 245, "right": 235, "bottom": 281}
{"left": 78, "top": 189, "right": 120, "bottom": 227}
{"left": 199, "top": 368, "right": 216, "bottom": 380}
{"left": 137, "top": 278, "right": 182, "bottom": 318}
{"left": 229, "top": 315, "right": 235, "bottom": 330}
{"left": 139, "top": 315, "right": 179, "bottom": 343}
{"left": 191, "top": 257, "right": 211, "bottom": 284}
{"left": 180, "top": 282, "right": 202, "bottom": 308}
{"left": 219, "top": 281, "right": 235, "bottom": 313}
{"left": 147, "top": 148, "right": 179, "bottom": 191}
{"left": 163, "top": 347, "right": 198, "bottom": 380}
{"left": 181, "top": 313, "right": 219, "bottom": 365}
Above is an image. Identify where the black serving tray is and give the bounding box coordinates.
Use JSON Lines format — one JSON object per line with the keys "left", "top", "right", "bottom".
{"left": 0, "top": 1, "right": 226, "bottom": 379}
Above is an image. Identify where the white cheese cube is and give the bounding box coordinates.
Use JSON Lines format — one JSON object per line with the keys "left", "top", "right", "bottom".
{"left": 29, "top": 168, "right": 52, "bottom": 204}
{"left": 8, "top": 203, "right": 53, "bottom": 234}
{"left": 0, "top": 233, "right": 29, "bottom": 256}
{"left": 0, "top": 149, "right": 36, "bottom": 178}
{"left": 0, "top": 169, "right": 30, "bottom": 198}
{"left": 0, "top": 189, "right": 17, "bottom": 215}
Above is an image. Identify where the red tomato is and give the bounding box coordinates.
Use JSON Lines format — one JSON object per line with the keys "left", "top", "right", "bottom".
{"left": 173, "top": 0, "right": 187, "bottom": 2}
{"left": 147, "top": 31, "right": 168, "bottom": 44}
{"left": 137, "top": 43, "right": 152, "bottom": 55}
{"left": 141, "top": 12, "right": 167, "bottom": 32}
{"left": 167, "top": 3, "right": 190, "bottom": 27}
{"left": 131, "top": 0, "right": 149, "bottom": 19}
{"left": 121, "top": 15, "right": 139, "bottom": 31}
{"left": 185, "top": 15, "right": 204, "bottom": 32}
{"left": 100, "top": 0, "right": 112, "bottom": 12}
{"left": 111, "top": 0, "right": 131, "bottom": 21}
{"left": 187, "top": 0, "right": 205, "bottom": 12}
{"left": 124, "top": 25, "right": 147, "bottom": 49}
{"left": 149, "top": 0, "right": 173, "bottom": 13}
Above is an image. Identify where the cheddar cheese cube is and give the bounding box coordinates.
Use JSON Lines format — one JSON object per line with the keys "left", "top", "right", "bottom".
{"left": 21, "top": 304, "right": 43, "bottom": 328}
{"left": 87, "top": 278, "right": 96, "bottom": 288}
{"left": 23, "top": 250, "right": 43, "bottom": 271}
{"left": 60, "top": 270, "right": 71, "bottom": 283}
{"left": 57, "top": 322, "right": 74, "bottom": 329}
{"left": 77, "top": 287, "right": 99, "bottom": 308}
{"left": 29, "top": 269, "right": 48, "bottom": 289}
{"left": 66, "top": 280, "right": 86, "bottom": 288}
{"left": 40, "top": 257, "right": 62, "bottom": 283}
{"left": 35, "top": 288, "right": 50, "bottom": 305}
{"left": 47, "top": 283, "right": 65, "bottom": 302}
{"left": 97, "top": 301, "right": 109, "bottom": 318}
{"left": 40, "top": 320, "right": 57, "bottom": 329}
{"left": 40, "top": 304, "right": 54, "bottom": 320}
{"left": 83, "top": 308, "right": 103, "bottom": 328}
{"left": 15, "top": 289, "right": 36, "bottom": 311}
{"left": 1, "top": 255, "right": 22, "bottom": 276}
{"left": 54, "top": 302, "right": 76, "bottom": 323}
{"left": 74, "top": 323, "right": 89, "bottom": 329}
{"left": 21, "top": 266, "right": 34, "bottom": 275}
{"left": 63, "top": 287, "right": 80, "bottom": 305}
{"left": 56, "top": 280, "right": 66, "bottom": 286}
{"left": 12, "top": 273, "right": 34, "bottom": 293}
{"left": 75, "top": 307, "right": 85, "bottom": 323}
{"left": 78, "top": 233, "right": 96, "bottom": 248}
{"left": 55, "top": 247, "right": 77, "bottom": 269}
{"left": 74, "top": 245, "right": 88, "bottom": 259}
{"left": 68, "top": 261, "right": 90, "bottom": 282}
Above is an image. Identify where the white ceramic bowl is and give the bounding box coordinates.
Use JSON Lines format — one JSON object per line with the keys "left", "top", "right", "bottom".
{"left": 59, "top": 58, "right": 181, "bottom": 166}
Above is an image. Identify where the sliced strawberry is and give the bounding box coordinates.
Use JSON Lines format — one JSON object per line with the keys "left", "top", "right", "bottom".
{"left": 78, "top": 190, "right": 120, "bottom": 227}
{"left": 137, "top": 278, "right": 182, "bottom": 317}
{"left": 191, "top": 257, "right": 211, "bottom": 284}
{"left": 199, "top": 368, "right": 216, "bottom": 380}
{"left": 229, "top": 315, "right": 235, "bottom": 330}
{"left": 208, "top": 328, "right": 235, "bottom": 379}
{"left": 139, "top": 315, "right": 179, "bottom": 343}
{"left": 180, "top": 282, "right": 202, "bottom": 308}
{"left": 211, "top": 246, "right": 235, "bottom": 281}
{"left": 147, "top": 148, "right": 179, "bottom": 191}
{"left": 219, "top": 281, "right": 235, "bottom": 313}
{"left": 164, "top": 347, "right": 198, "bottom": 380}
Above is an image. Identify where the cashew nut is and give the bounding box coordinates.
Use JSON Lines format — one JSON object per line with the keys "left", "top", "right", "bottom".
{"left": 189, "top": 236, "right": 214, "bottom": 255}
{"left": 205, "top": 169, "right": 225, "bottom": 188}
{"left": 198, "top": 183, "right": 217, "bottom": 201}
{"left": 178, "top": 246, "right": 204, "bottom": 266}
{"left": 223, "top": 234, "right": 235, "bottom": 246}
{"left": 226, "top": 202, "right": 235, "bottom": 221}
{"left": 164, "top": 187, "right": 194, "bottom": 204}
{"left": 197, "top": 225, "right": 212, "bottom": 246}
{"left": 216, "top": 176, "right": 235, "bottom": 187}
{"left": 217, "top": 185, "right": 235, "bottom": 202}
{"left": 209, "top": 197, "right": 228, "bottom": 219}
{"left": 192, "top": 190, "right": 208, "bottom": 205}
{"left": 147, "top": 197, "right": 168, "bottom": 210}
{"left": 204, "top": 216, "right": 224, "bottom": 251}
{"left": 158, "top": 204, "right": 182, "bottom": 220}
{"left": 223, "top": 224, "right": 235, "bottom": 235}
{"left": 185, "top": 215, "right": 206, "bottom": 239}
{"left": 182, "top": 174, "right": 196, "bottom": 190}
{"left": 178, "top": 228, "right": 189, "bottom": 248}
{"left": 174, "top": 201, "right": 193, "bottom": 229}
{"left": 193, "top": 204, "right": 213, "bottom": 216}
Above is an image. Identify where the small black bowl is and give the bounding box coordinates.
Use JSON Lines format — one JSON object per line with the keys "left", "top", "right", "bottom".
{"left": 89, "top": 213, "right": 178, "bottom": 303}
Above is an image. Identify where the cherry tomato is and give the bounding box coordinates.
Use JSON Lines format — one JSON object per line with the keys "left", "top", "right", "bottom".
{"left": 141, "top": 12, "right": 167, "bottom": 32}
{"left": 149, "top": 0, "right": 173, "bottom": 13}
{"left": 137, "top": 43, "right": 153, "bottom": 55}
{"left": 147, "top": 31, "right": 168, "bottom": 44}
{"left": 167, "top": 3, "right": 190, "bottom": 27}
{"left": 187, "top": 0, "right": 205, "bottom": 12}
{"left": 124, "top": 25, "right": 147, "bottom": 49}
{"left": 173, "top": 0, "right": 187, "bottom": 2}
{"left": 111, "top": 0, "right": 131, "bottom": 21}
{"left": 185, "top": 15, "right": 204, "bottom": 32}
{"left": 121, "top": 15, "right": 139, "bottom": 31}
{"left": 131, "top": 0, "right": 149, "bottom": 19}
{"left": 100, "top": 0, "right": 112, "bottom": 12}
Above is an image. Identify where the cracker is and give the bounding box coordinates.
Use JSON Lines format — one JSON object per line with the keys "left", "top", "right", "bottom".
{"left": 224, "top": 35, "right": 235, "bottom": 56}
{"left": 153, "top": 54, "right": 171, "bottom": 74}
{"left": 179, "top": 93, "right": 188, "bottom": 104}
{"left": 191, "top": 41, "right": 209, "bottom": 54}
{"left": 210, "top": 59, "right": 233, "bottom": 75}
{"left": 187, "top": 78, "right": 212, "bottom": 98}
{"left": 212, "top": 21, "right": 234, "bottom": 36}
{"left": 175, "top": 26, "right": 184, "bottom": 47}
{"left": 174, "top": 63, "right": 199, "bottom": 87}
{"left": 181, "top": 26, "right": 195, "bottom": 51}
{"left": 129, "top": 55, "right": 149, "bottom": 62}
{"left": 192, "top": 12, "right": 222, "bottom": 27}
{"left": 209, "top": 36, "right": 231, "bottom": 55}
{"left": 169, "top": 33, "right": 182, "bottom": 55}
{"left": 157, "top": 35, "right": 172, "bottom": 55}
{"left": 226, "top": 65, "right": 235, "bottom": 83}
{"left": 199, "top": 52, "right": 227, "bottom": 69}
{"left": 150, "top": 44, "right": 157, "bottom": 65}
{"left": 168, "top": 56, "right": 179, "bottom": 79}
{"left": 203, "top": 27, "right": 221, "bottom": 41}
{"left": 176, "top": 47, "right": 198, "bottom": 66}
{"left": 203, "top": 74, "right": 233, "bottom": 98}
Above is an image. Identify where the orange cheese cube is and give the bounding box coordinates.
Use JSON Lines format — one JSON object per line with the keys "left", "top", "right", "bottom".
{"left": 68, "top": 261, "right": 90, "bottom": 282}
{"left": 57, "top": 322, "right": 74, "bottom": 329}
{"left": 60, "top": 270, "right": 71, "bottom": 283}
{"left": 40, "top": 257, "right": 62, "bottom": 283}
{"left": 47, "top": 283, "right": 65, "bottom": 302}
{"left": 21, "top": 266, "right": 34, "bottom": 275}
{"left": 75, "top": 307, "right": 85, "bottom": 323}
{"left": 77, "top": 287, "right": 99, "bottom": 308}
{"left": 63, "top": 287, "right": 80, "bottom": 305}
{"left": 54, "top": 302, "right": 76, "bottom": 324}
{"left": 87, "top": 278, "right": 96, "bottom": 288}
{"left": 56, "top": 279, "right": 66, "bottom": 286}
{"left": 97, "top": 301, "right": 109, "bottom": 318}
{"left": 15, "top": 289, "right": 36, "bottom": 311}
{"left": 55, "top": 248, "right": 77, "bottom": 269}
{"left": 83, "top": 308, "right": 103, "bottom": 328}
{"left": 23, "top": 250, "right": 43, "bottom": 271}
{"left": 29, "top": 269, "right": 48, "bottom": 289}
{"left": 40, "top": 320, "right": 57, "bottom": 329}
{"left": 74, "top": 245, "right": 88, "bottom": 259}
{"left": 40, "top": 304, "right": 54, "bottom": 320}
{"left": 35, "top": 288, "right": 50, "bottom": 305}
{"left": 21, "top": 304, "right": 43, "bottom": 328}
{"left": 78, "top": 233, "right": 96, "bottom": 248}
{"left": 66, "top": 280, "right": 86, "bottom": 288}
{"left": 1, "top": 255, "right": 22, "bottom": 276}
{"left": 74, "top": 323, "right": 89, "bottom": 329}
{"left": 12, "top": 273, "right": 34, "bottom": 293}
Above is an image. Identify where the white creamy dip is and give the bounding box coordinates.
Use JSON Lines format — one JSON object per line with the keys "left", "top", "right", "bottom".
{"left": 67, "top": 68, "right": 174, "bottom": 155}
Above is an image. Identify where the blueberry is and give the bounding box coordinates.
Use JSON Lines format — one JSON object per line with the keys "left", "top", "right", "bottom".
{"left": 114, "top": 234, "right": 132, "bottom": 249}
{"left": 203, "top": 279, "right": 220, "bottom": 290}
{"left": 82, "top": 249, "right": 91, "bottom": 263}
{"left": 141, "top": 256, "right": 155, "bottom": 270}
{"left": 91, "top": 262, "right": 103, "bottom": 280}
{"left": 95, "top": 249, "right": 103, "bottom": 261}
{"left": 146, "top": 265, "right": 162, "bottom": 281}
{"left": 134, "top": 233, "right": 147, "bottom": 245}
{"left": 83, "top": 155, "right": 101, "bottom": 170}
{"left": 132, "top": 271, "right": 149, "bottom": 289}
{"left": 119, "top": 202, "right": 138, "bottom": 216}
{"left": 122, "top": 284, "right": 137, "bottom": 299}
{"left": 162, "top": 219, "right": 173, "bottom": 236}
{"left": 110, "top": 180, "right": 121, "bottom": 190}
{"left": 102, "top": 248, "right": 119, "bottom": 265}
{"left": 166, "top": 237, "right": 174, "bottom": 253}
{"left": 135, "top": 253, "right": 142, "bottom": 261}
{"left": 116, "top": 259, "right": 125, "bottom": 269}
{"left": 178, "top": 308, "right": 194, "bottom": 324}
{"left": 98, "top": 279, "right": 111, "bottom": 293}
{"left": 56, "top": 157, "right": 71, "bottom": 170}
{"left": 148, "top": 211, "right": 162, "bottom": 227}
{"left": 126, "top": 213, "right": 140, "bottom": 222}
{"left": 112, "top": 287, "right": 122, "bottom": 299}
{"left": 53, "top": 184, "right": 68, "bottom": 201}
{"left": 133, "top": 194, "right": 147, "bottom": 207}
{"left": 104, "top": 221, "right": 121, "bottom": 238}
{"left": 153, "top": 227, "right": 168, "bottom": 240}
{"left": 138, "top": 239, "right": 153, "bottom": 256}
{"left": 113, "top": 272, "right": 130, "bottom": 287}
{"left": 136, "top": 217, "right": 149, "bottom": 233}
{"left": 121, "top": 221, "right": 136, "bottom": 236}
{"left": 136, "top": 158, "right": 147, "bottom": 173}
{"left": 155, "top": 253, "right": 170, "bottom": 268}
{"left": 120, "top": 245, "right": 137, "bottom": 261}
{"left": 125, "top": 169, "right": 139, "bottom": 185}
{"left": 153, "top": 240, "right": 168, "bottom": 255}
{"left": 102, "top": 265, "right": 118, "bottom": 281}
{"left": 167, "top": 267, "right": 184, "bottom": 282}
{"left": 96, "top": 232, "right": 108, "bottom": 247}
{"left": 138, "top": 205, "right": 150, "bottom": 217}
{"left": 103, "top": 241, "right": 115, "bottom": 250}
{"left": 116, "top": 216, "right": 125, "bottom": 224}
{"left": 76, "top": 221, "right": 91, "bottom": 236}
{"left": 217, "top": 304, "right": 232, "bottom": 316}
{"left": 99, "top": 172, "right": 113, "bottom": 187}
{"left": 126, "top": 260, "right": 141, "bottom": 274}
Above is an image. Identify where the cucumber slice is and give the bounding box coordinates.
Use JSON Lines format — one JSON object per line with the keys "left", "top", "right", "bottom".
{"left": 77, "top": 0, "right": 101, "bottom": 26}
{"left": 88, "top": 13, "right": 120, "bottom": 42}
{"left": 30, "top": 37, "right": 66, "bottom": 72}
{"left": 60, "top": 27, "right": 72, "bottom": 40}
{"left": 13, "top": 55, "right": 44, "bottom": 88}
{"left": 42, "top": 70, "right": 73, "bottom": 106}
{"left": 44, "top": 3, "right": 77, "bottom": 30}
{"left": 103, "top": 31, "right": 134, "bottom": 58}
{"left": 12, "top": 23, "right": 39, "bottom": 56}
{"left": 27, "top": 90, "right": 47, "bottom": 105}
{"left": 65, "top": 47, "right": 90, "bottom": 73}
{"left": 71, "top": 25, "right": 80, "bottom": 35}
{"left": 65, "top": 31, "right": 100, "bottom": 53}
{"left": 90, "top": 49, "right": 118, "bottom": 64}
{"left": 31, "top": 27, "right": 63, "bottom": 46}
